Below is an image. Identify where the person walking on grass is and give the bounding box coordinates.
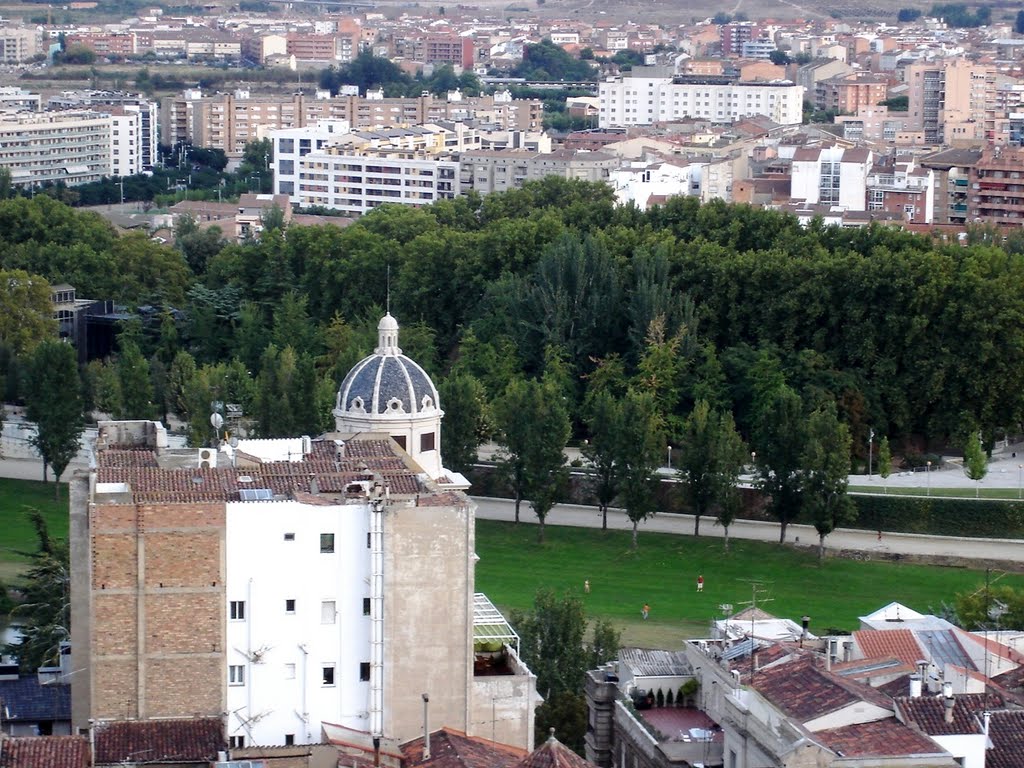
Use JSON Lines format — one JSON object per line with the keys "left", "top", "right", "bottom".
{"left": 642, "top": 603, "right": 650, "bottom": 620}
{"left": 697, "top": 574, "right": 704, "bottom": 592}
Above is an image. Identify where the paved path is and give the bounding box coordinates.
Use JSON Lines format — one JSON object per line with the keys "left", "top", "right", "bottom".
{"left": 471, "top": 497, "right": 1024, "bottom": 563}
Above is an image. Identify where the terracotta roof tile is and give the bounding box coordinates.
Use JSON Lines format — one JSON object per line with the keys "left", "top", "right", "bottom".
{"left": 93, "top": 717, "right": 225, "bottom": 764}
{"left": 895, "top": 693, "right": 1004, "bottom": 736}
{"left": 751, "top": 656, "right": 892, "bottom": 722}
{"left": 853, "top": 629, "right": 924, "bottom": 665}
{"left": 989, "top": 709, "right": 1024, "bottom": 768}
{"left": 512, "top": 733, "right": 599, "bottom": 768}
{"left": 401, "top": 728, "right": 527, "bottom": 768}
{"left": 0, "top": 736, "right": 88, "bottom": 768}
{"left": 814, "top": 718, "right": 945, "bottom": 758}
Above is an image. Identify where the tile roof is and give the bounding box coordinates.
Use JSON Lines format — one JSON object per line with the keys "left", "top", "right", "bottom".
{"left": 751, "top": 656, "right": 891, "bottom": 722}
{"left": 0, "top": 736, "right": 89, "bottom": 768}
{"left": 814, "top": 718, "right": 946, "bottom": 758}
{"left": 512, "top": 732, "right": 599, "bottom": 768}
{"left": 0, "top": 677, "right": 70, "bottom": 722}
{"left": 894, "top": 693, "right": 1004, "bottom": 736}
{"left": 988, "top": 709, "right": 1024, "bottom": 768}
{"left": 401, "top": 728, "right": 527, "bottom": 768}
{"left": 853, "top": 629, "right": 924, "bottom": 665}
{"left": 93, "top": 717, "right": 225, "bottom": 764}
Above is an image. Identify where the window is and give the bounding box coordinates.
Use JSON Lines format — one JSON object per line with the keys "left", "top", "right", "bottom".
{"left": 320, "top": 533, "right": 335, "bottom": 553}
{"left": 392, "top": 435, "right": 407, "bottom": 450}
{"left": 279, "top": 159, "right": 294, "bottom": 175}
{"left": 366, "top": 532, "right": 371, "bottom": 549}
{"left": 285, "top": 734, "right": 295, "bottom": 746}
{"left": 420, "top": 432, "right": 435, "bottom": 452}
{"left": 230, "top": 601, "right": 245, "bottom": 620}
{"left": 360, "top": 662, "right": 371, "bottom": 681}
{"left": 279, "top": 138, "right": 294, "bottom": 154}
{"left": 283, "top": 532, "right": 295, "bottom": 541}
{"left": 285, "top": 663, "right": 296, "bottom": 679}
{"left": 322, "top": 665, "right": 336, "bottom": 686}
{"left": 229, "top": 665, "right": 245, "bottom": 685}
{"left": 285, "top": 599, "right": 296, "bottom": 613}
{"left": 321, "top": 600, "right": 336, "bottom": 624}
{"left": 230, "top": 736, "right": 246, "bottom": 749}
{"left": 363, "top": 597, "right": 371, "bottom": 616}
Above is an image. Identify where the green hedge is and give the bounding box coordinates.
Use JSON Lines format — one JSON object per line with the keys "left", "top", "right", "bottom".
{"left": 851, "top": 495, "right": 1024, "bottom": 539}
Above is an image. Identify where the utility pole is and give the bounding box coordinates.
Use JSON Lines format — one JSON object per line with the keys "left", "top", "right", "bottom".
{"left": 868, "top": 428, "right": 874, "bottom": 479}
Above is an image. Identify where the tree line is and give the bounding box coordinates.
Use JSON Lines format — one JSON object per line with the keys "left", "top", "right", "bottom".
{"left": 1, "top": 181, "right": 1023, "bottom": 547}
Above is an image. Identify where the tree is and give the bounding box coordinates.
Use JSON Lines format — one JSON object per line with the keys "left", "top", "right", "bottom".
{"left": 955, "top": 583, "right": 1024, "bottom": 630}
{"left": 754, "top": 385, "right": 806, "bottom": 544}
{"left": 1017, "top": 9, "right": 1024, "bottom": 34}
{"left": 768, "top": 49, "right": 791, "bottom": 65}
{"left": 25, "top": 340, "right": 85, "bottom": 498}
{"left": 878, "top": 436, "right": 892, "bottom": 493}
{"left": 616, "top": 390, "right": 665, "bottom": 549}
{"left": 0, "top": 270, "right": 56, "bottom": 355}
{"left": 3, "top": 510, "right": 69, "bottom": 672}
{"left": 510, "top": 588, "right": 620, "bottom": 753}
{"left": 582, "top": 388, "right": 623, "bottom": 530}
{"left": 437, "top": 373, "right": 488, "bottom": 473}
{"left": 115, "top": 341, "right": 153, "bottom": 420}
{"left": 713, "top": 412, "right": 746, "bottom": 551}
{"left": 898, "top": 7, "right": 922, "bottom": 21}
{"left": 800, "top": 403, "right": 854, "bottom": 562}
{"left": 964, "top": 431, "right": 987, "bottom": 497}
{"left": 677, "top": 400, "right": 719, "bottom": 536}
{"left": 493, "top": 378, "right": 571, "bottom": 542}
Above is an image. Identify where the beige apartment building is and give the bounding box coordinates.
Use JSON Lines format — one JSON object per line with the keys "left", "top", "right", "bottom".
{"left": 162, "top": 90, "right": 542, "bottom": 156}
{"left": 905, "top": 58, "right": 995, "bottom": 145}
{"left": 0, "top": 25, "right": 39, "bottom": 63}
{"left": 0, "top": 110, "right": 111, "bottom": 187}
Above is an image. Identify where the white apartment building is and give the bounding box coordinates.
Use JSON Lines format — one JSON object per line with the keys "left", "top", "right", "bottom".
{"left": 598, "top": 72, "right": 804, "bottom": 128}
{"left": 48, "top": 91, "right": 158, "bottom": 170}
{"left": 272, "top": 122, "right": 471, "bottom": 215}
{"left": 789, "top": 145, "right": 872, "bottom": 211}
{"left": 0, "top": 111, "right": 112, "bottom": 188}
{"left": 110, "top": 109, "right": 143, "bottom": 177}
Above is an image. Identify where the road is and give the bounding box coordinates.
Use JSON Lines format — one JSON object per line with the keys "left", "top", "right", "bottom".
{"left": 471, "top": 497, "right": 1024, "bottom": 563}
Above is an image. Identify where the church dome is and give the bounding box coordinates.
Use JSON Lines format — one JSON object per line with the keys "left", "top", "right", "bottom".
{"left": 336, "top": 313, "right": 441, "bottom": 417}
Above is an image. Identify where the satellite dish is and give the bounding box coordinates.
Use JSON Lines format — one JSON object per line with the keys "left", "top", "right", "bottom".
{"left": 210, "top": 412, "right": 225, "bottom": 430}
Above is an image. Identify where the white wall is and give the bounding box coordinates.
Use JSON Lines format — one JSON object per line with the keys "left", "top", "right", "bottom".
{"left": 225, "top": 499, "right": 372, "bottom": 747}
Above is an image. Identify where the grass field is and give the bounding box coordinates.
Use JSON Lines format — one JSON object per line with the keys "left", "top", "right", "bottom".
{"left": 0, "top": 479, "right": 68, "bottom": 583}
{"left": 849, "top": 485, "right": 1024, "bottom": 500}
{"left": 474, "top": 519, "right": 1024, "bottom": 647}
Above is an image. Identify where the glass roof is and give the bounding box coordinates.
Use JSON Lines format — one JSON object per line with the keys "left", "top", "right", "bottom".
{"left": 473, "top": 593, "right": 519, "bottom": 652}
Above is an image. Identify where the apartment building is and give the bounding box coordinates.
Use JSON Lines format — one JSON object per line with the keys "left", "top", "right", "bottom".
{"left": 70, "top": 317, "right": 537, "bottom": 752}
{"left": 598, "top": 71, "right": 804, "bottom": 128}
{"left": 790, "top": 145, "right": 872, "bottom": 211}
{"left": 272, "top": 123, "right": 467, "bottom": 215}
{"left": 0, "top": 86, "right": 41, "bottom": 112}
{"left": 392, "top": 33, "right": 474, "bottom": 69}
{"left": 967, "top": 146, "right": 1024, "bottom": 225}
{"left": 64, "top": 31, "right": 137, "bottom": 56}
{"left": 0, "top": 111, "right": 111, "bottom": 188}
{"left": 834, "top": 106, "right": 921, "bottom": 143}
{"left": 865, "top": 157, "right": 934, "bottom": 224}
{"left": 163, "top": 90, "right": 542, "bottom": 157}
{"left": 461, "top": 148, "right": 619, "bottom": 195}
{"left": 905, "top": 58, "right": 995, "bottom": 145}
{"left": 0, "top": 25, "right": 39, "bottom": 63}
{"left": 720, "top": 22, "right": 759, "bottom": 57}
{"left": 920, "top": 147, "right": 982, "bottom": 225}
{"left": 814, "top": 73, "right": 889, "bottom": 113}
{"left": 48, "top": 91, "right": 158, "bottom": 170}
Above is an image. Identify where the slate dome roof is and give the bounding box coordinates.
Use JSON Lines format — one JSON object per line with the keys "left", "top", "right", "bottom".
{"left": 336, "top": 314, "right": 440, "bottom": 417}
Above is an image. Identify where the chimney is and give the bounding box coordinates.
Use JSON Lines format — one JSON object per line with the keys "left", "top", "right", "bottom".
{"left": 942, "top": 680, "right": 955, "bottom": 725}
{"left": 422, "top": 693, "right": 431, "bottom": 760}
{"left": 909, "top": 674, "right": 922, "bottom": 698}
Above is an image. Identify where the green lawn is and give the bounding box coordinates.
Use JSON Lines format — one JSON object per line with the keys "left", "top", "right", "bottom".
{"left": 475, "top": 519, "right": 1024, "bottom": 647}
{"left": 0, "top": 478, "right": 68, "bottom": 583}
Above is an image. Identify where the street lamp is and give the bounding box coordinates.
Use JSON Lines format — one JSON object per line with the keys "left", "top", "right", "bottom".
{"left": 667, "top": 445, "right": 673, "bottom": 469}
{"left": 926, "top": 460, "right": 932, "bottom": 496}
{"left": 751, "top": 451, "right": 757, "bottom": 474}
{"left": 868, "top": 428, "right": 874, "bottom": 479}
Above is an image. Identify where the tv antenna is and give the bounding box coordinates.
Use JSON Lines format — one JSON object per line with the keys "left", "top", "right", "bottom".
{"left": 734, "top": 580, "right": 774, "bottom": 681}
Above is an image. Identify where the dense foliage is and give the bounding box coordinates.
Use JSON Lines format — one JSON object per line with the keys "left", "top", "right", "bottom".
{"left": 852, "top": 495, "right": 1024, "bottom": 538}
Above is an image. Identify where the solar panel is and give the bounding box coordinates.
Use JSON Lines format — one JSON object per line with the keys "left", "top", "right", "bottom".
{"left": 239, "top": 488, "right": 273, "bottom": 501}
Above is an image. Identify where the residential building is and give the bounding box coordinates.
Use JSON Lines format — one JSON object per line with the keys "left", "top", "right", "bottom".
{"left": 796, "top": 58, "right": 854, "bottom": 96}
{"left": 790, "top": 145, "right": 872, "bottom": 211}
{"left": 598, "top": 71, "right": 804, "bottom": 128}
{"left": 967, "top": 146, "right": 1024, "bottom": 225}
{"left": 461, "top": 149, "right": 619, "bottom": 196}
{"left": 46, "top": 92, "right": 158, "bottom": 171}
{"left": 720, "top": 22, "right": 759, "bottom": 57}
{"left": 0, "top": 111, "right": 111, "bottom": 188}
{"left": 0, "top": 25, "right": 39, "bottom": 63}
{"left": 814, "top": 73, "right": 889, "bottom": 113}
{"left": 740, "top": 39, "right": 777, "bottom": 60}
{"left": 833, "top": 106, "right": 921, "bottom": 144}
{"left": 0, "top": 86, "right": 40, "bottom": 112}
{"left": 163, "top": 90, "right": 542, "bottom": 157}
{"left": 921, "top": 147, "right": 982, "bottom": 225}
{"left": 905, "top": 59, "right": 995, "bottom": 145}
{"left": 865, "top": 157, "right": 934, "bottom": 224}
{"left": 69, "top": 316, "right": 538, "bottom": 751}
{"left": 64, "top": 31, "right": 137, "bottom": 57}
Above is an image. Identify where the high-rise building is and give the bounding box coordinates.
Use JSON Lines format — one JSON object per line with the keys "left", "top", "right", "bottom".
{"left": 47, "top": 91, "right": 158, "bottom": 170}
{"left": 0, "top": 111, "right": 111, "bottom": 188}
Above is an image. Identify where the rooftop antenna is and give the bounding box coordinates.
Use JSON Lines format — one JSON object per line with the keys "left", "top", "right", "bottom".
{"left": 386, "top": 264, "right": 391, "bottom": 314}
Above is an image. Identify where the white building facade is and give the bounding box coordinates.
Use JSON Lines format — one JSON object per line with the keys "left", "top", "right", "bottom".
{"left": 598, "top": 73, "right": 804, "bottom": 128}
{"left": 0, "top": 111, "right": 112, "bottom": 187}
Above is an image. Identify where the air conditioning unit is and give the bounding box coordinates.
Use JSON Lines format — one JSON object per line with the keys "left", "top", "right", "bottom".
{"left": 199, "top": 448, "right": 217, "bottom": 469}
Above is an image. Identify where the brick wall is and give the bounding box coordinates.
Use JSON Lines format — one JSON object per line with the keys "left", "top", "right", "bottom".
{"left": 87, "top": 501, "right": 227, "bottom": 722}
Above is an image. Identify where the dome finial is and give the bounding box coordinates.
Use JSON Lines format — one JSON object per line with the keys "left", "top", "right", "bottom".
{"left": 376, "top": 313, "right": 402, "bottom": 355}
